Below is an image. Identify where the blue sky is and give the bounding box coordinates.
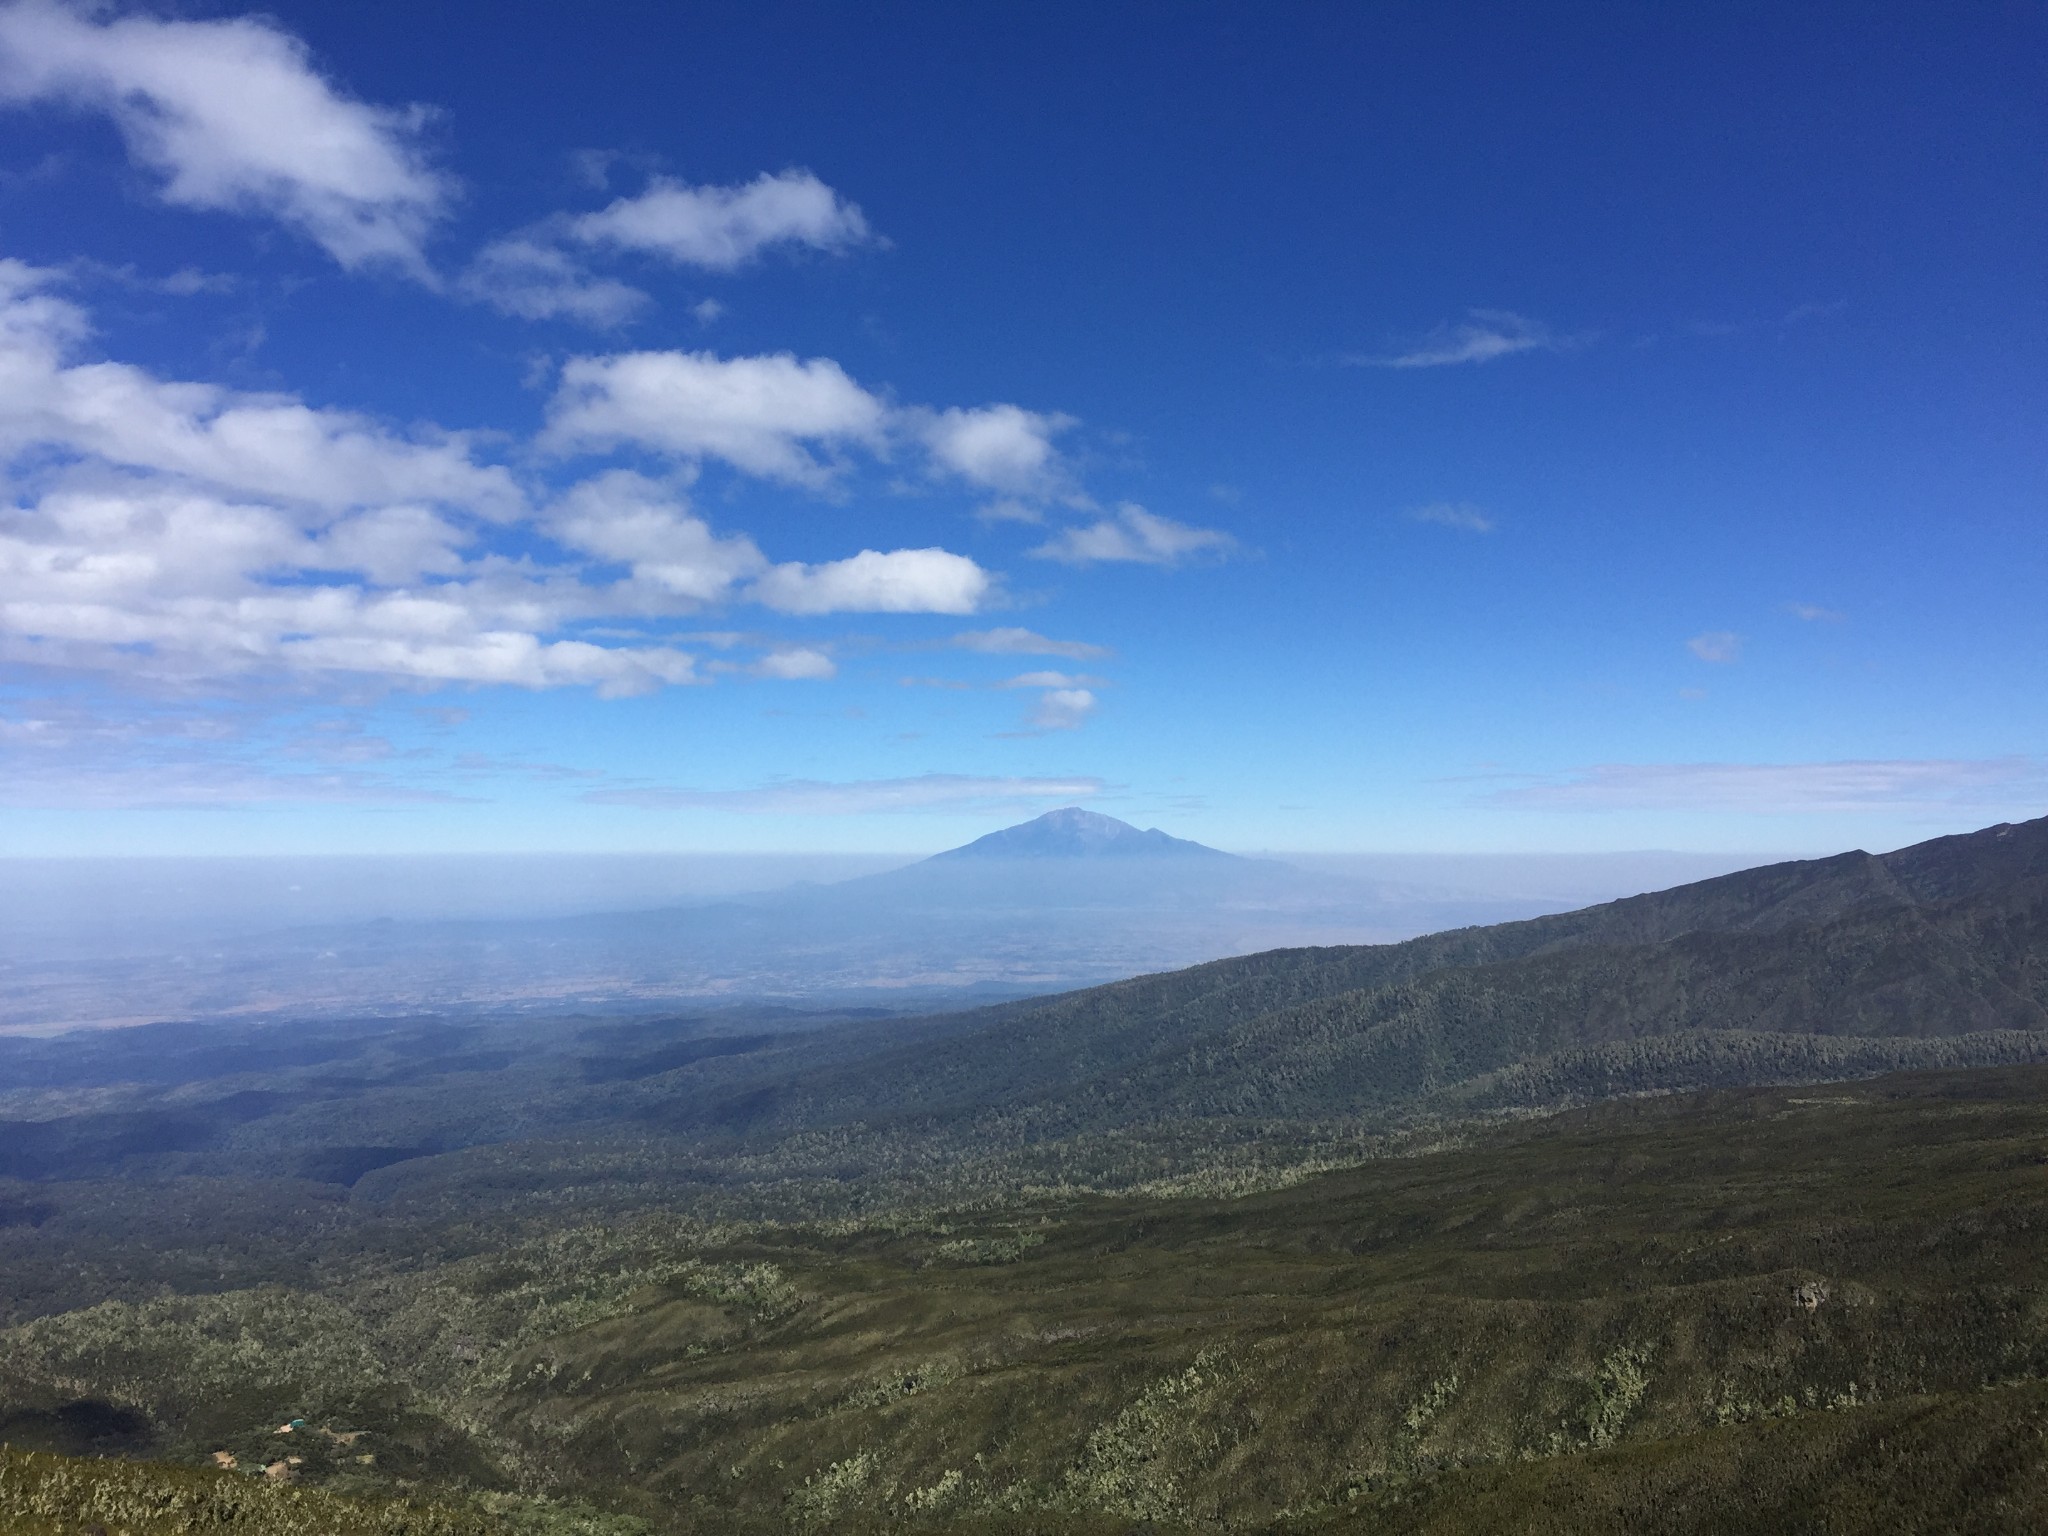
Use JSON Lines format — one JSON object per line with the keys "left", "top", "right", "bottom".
{"left": 0, "top": 0, "right": 2041, "bottom": 857}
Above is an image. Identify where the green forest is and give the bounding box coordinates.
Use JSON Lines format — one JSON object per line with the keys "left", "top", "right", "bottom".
{"left": 2, "top": 817, "right": 2046, "bottom": 1531}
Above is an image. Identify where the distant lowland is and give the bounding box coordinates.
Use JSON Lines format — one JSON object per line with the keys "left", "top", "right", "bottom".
{"left": 0, "top": 808, "right": 1770, "bottom": 1029}
{"left": 0, "top": 812, "right": 2045, "bottom": 1532}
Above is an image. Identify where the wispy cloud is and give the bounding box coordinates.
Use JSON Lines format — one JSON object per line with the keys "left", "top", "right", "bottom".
{"left": 1785, "top": 602, "right": 1844, "bottom": 623}
{"left": 1687, "top": 630, "right": 1743, "bottom": 663}
{"left": 950, "top": 628, "right": 1112, "bottom": 661}
{"left": 68, "top": 258, "right": 239, "bottom": 296}
{"left": 1031, "top": 503, "right": 1236, "bottom": 566}
{"left": 1490, "top": 757, "right": 2048, "bottom": 814}
{"left": 1782, "top": 298, "right": 1848, "bottom": 325}
{"left": 0, "top": 740, "right": 467, "bottom": 809}
{"left": 462, "top": 169, "right": 873, "bottom": 325}
{"left": 1353, "top": 309, "right": 1572, "bottom": 369}
{"left": 584, "top": 772, "right": 1104, "bottom": 815}
{"left": 1407, "top": 501, "right": 1495, "bottom": 533}
{"left": 458, "top": 236, "right": 648, "bottom": 326}
{"left": 998, "top": 670, "right": 1105, "bottom": 689}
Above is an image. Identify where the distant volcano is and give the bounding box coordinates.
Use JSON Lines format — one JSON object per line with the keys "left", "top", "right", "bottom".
{"left": 927, "top": 807, "right": 1233, "bottom": 861}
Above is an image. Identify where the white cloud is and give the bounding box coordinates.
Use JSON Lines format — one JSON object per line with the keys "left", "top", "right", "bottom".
{"left": 585, "top": 772, "right": 1104, "bottom": 815}
{"left": 1358, "top": 309, "right": 1568, "bottom": 369}
{"left": 1031, "top": 503, "right": 1235, "bottom": 566}
{"left": 542, "top": 348, "right": 889, "bottom": 485}
{"left": 568, "top": 169, "right": 871, "bottom": 269}
{"left": 1687, "top": 630, "right": 1743, "bottom": 663}
{"left": 950, "top": 626, "right": 1110, "bottom": 660}
{"left": 461, "top": 171, "right": 865, "bottom": 329}
{"left": 1408, "top": 501, "right": 1495, "bottom": 533}
{"left": 751, "top": 547, "right": 991, "bottom": 615}
{"left": 458, "top": 237, "right": 648, "bottom": 326}
{"left": 547, "top": 470, "right": 764, "bottom": 603}
{"left": 0, "top": 1, "right": 448, "bottom": 276}
{"left": 1028, "top": 687, "right": 1097, "bottom": 730}
{"left": 0, "top": 260, "right": 522, "bottom": 514}
{"left": 0, "top": 273, "right": 994, "bottom": 694}
{"left": 314, "top": 505, "right": 470, "bottom": 585}
{"left": 974, "top": 497, "right": 1046, "bottom": 525}
{"left": 751, "top": 647, "right": 835, "bottom": 680}
{"left": 0, "top": 475, "right": 703, "bottom": 695}
{"left": 1786, "top": 602, "right": 1845, "bottom": 622}
{"left": 916, "top": 402, "right": 1072, "bottom": 495}
{"left": 68, "top": 258, "right": 238, "bottom": 296}
{"left": 1491, "top": 757, "right": 2048, "bottom": 814}
{"left": 999, "top": 670, "right": 1103, "bottom": 689}
{"left": 271, "top": 630, "right": 700, "bottom": 698}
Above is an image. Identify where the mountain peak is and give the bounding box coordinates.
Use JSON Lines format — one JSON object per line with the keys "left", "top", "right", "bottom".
{"left": 929, "top": 807, "right": 1231, "bottom": 861}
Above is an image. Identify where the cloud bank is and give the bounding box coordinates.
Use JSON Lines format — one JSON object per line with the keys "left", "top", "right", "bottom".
{"left": 0, "top": 265, "right": 996, "bottom": 694}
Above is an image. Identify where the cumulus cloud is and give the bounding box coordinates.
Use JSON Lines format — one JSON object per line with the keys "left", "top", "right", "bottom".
{"left": 585, "top": 772, "right": 1103, "bottom": 815}
{"left": 950, "top": 627, "right": 1111, "bottom": 660}
{"left": 915, "top": 402, "right": 1073, "bottom": 496}
{"left": 542, "top": 348, "right": 889, "bottom": 485}
{"left": 1031, "top": 503, "right": 1235, "bottom": 566}
{"left": 547, "top": 470, "right": 765, "bottom": 603}
{"left": 0, "top": 271, "right": 995, "bottom": 696}
{"left": 1491, "top": 757, "right": 2048, "bottom": 814}
{"left": 568, "top": 169, "right": 871, "bottom": 269}
{"left": 751, "top": 548, "right": 991, "bottom": 615}
{"left": 1027, "top": 687, "right": 1097, "bottom": 730}
{"left": 1357, "top": 309, "right": 1569, "bottom": 369}
{"left": 1687, "top": 630, "right": 1743, "bottom": 663}
{"left": 1408, "top": 501, "right": 1495, "bottom": 533}
{"left": 539, "top": 346, "right": 1088, "bottom": 501}
{"left": 0, "top": 1, "right": 449, "bottom": 276}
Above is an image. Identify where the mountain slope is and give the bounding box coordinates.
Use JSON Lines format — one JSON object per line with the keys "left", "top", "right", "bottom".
{"left": 17, "top": 1067, "right": 2048, "bottom": 1534}
{"left": 689, "top": 815, "right": 2048, "bottom": 1138}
